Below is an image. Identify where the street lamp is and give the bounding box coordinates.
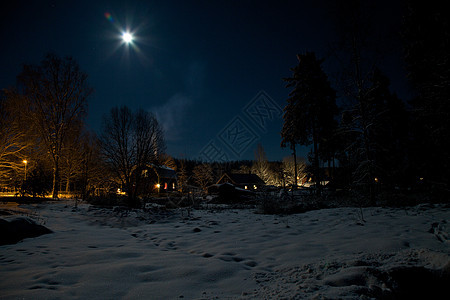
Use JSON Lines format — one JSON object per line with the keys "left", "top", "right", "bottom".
{"left": 23, "top": 160, "right": 28, "bottom": 181}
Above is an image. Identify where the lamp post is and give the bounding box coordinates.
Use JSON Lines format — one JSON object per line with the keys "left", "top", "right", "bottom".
{"left": 23, "top": 160, "right": 28, "bottom": 181}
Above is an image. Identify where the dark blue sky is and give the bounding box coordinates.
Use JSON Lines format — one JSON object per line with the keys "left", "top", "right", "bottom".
{"left": 0, "top": 0, "right": 407, "bottom": 162}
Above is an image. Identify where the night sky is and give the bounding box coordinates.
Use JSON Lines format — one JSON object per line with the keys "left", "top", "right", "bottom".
{"left": 0, "top": 0, "right": 407, "bottom": 162}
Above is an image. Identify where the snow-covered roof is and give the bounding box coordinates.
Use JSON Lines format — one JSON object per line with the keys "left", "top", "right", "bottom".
{"left": 217, "top": 173, "right": 265, "bottom": 185}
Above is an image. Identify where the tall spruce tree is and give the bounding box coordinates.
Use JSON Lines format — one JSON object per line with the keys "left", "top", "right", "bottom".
{"left": 282, "top": 52, "right": 337, "bottom": 193}
{"left": 366, "top": 69, "right": 410, "bottom": 186}
{"left": 402, "top": 1, "right": 450, "bottom": 189}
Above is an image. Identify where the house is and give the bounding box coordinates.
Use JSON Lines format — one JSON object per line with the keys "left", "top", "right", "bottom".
{"left": 142, "top": 164, "right": 177, "bottom": 192}
{"left": 216, "top": 173, "right": 265, "bottom": 190}
{"left": 154, "top": 165, "right": 177, "bottom": 191}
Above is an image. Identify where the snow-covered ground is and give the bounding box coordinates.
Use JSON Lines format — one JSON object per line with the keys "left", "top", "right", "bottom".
{"left": 1, "top": 200, "right": 449, "bottom": 299}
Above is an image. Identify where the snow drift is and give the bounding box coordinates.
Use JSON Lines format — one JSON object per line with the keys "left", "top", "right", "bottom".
{"left": 0, "top": 216, "right": 52, "bottom": 246}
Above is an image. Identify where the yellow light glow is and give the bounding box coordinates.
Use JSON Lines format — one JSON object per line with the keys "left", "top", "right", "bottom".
{"left": 23, "top": 160, "right": 27, "bottom": 164}
{"left": 244, "top": 185, "right": 248, "bottom": 190}
{"left": 374, "top": 177, "right": 379, "bottom": 183}
{"left": 155, "top": 183, "right": 160, "bottom": 189}
{"left": 254, "top": 185, "right": 257, "bottom": 189}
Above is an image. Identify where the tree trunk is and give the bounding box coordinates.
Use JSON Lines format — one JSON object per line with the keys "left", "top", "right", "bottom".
{"left": 312, "top": 125, "right": 321, "bottom": 195}
{"left": 52, "top": 159, "right": 59, "bottom": 199}
{"left": 65, "top": 177, "right": 70, "bottom": 193}
{"left": 293, "top": 144, "right": 298, "bottom": 189}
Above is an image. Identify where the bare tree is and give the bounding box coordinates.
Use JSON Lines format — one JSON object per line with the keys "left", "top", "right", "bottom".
{"left": 78, "top": 131, "right": 105, "bottom": 201}
{"left": 193, "top": 163, "right": 213, "bottom": 192}
{"left": 282, "top": 156, "right": 307, "bottom": 187}
{"left": 100, "top": 106, "right": 165, "bottom": 206}
{"left": 177, "top": 159, "right": 189, "bottom": 193}
{"left": 60, "top": 122, "right": 85, "bottom": 193}
{"left": 252, "top": 143, "right": 271, "bottom": 184}
{"left": 0, "top": 92, "right": 30, "bottom": 182}
{"left": 15, "top": 54, "right": 92, "bottom": 198}
{"left": 160, "top": 154, "right": 177, "bottom": 171}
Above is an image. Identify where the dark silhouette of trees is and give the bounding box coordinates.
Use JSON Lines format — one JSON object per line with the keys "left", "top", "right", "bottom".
{"left": 402, "top": 1, "right": 450, "bottom": 190}
{"left": 21, "top": 160, "right": 52, "bottom": 197}
{"left": 13, "top": 53, "right": 93, "bottom": 198}
{"left": 329, "top": 0, "right": 394, "bottom": 201}
{"left": 282, "top": 52, "right": 337, "bottom": 194}
{"left": 366, "top": 69, "right": 410, "bottom": 186}
{"left": 75, "top": 131, "right": 104, "bottom": 201}
{"left": 100, "top": 106, "right": 165, "bottom": 207}
{"left": 339, "top": 67, "right": 411, "bottom": 194}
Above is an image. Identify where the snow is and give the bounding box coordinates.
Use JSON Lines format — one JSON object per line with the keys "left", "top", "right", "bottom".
{"left": 1, "top": 200, "right": 449, "bottom": 299}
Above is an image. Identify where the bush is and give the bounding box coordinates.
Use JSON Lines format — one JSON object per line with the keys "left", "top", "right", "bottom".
{"left": 257, "top": 190, "right": 296, "bottom": 214}
{"left": 85, "top": 194, "right": 129, "bottom": 207}
{"left": 21, "top": 164, "right": 52, "bottom": 197}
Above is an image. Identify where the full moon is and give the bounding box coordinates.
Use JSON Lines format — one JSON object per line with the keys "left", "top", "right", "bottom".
{"left": 122, "top": 32, "right": 133, "bottom": 43}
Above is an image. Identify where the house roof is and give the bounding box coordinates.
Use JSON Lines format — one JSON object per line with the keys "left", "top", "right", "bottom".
{"left": 217, "top": 173, "right": 265, "bottom": 185}
{"left": 146, "top": 164, "right": 177, "bottom": 179}
{"left": 156, "top": 166, "right": 177, "bottom": 179}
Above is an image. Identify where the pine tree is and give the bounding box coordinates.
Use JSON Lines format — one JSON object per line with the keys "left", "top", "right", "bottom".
{"left": 282, "top": 52, "right": 337, "bottom": 194}
{"left": 402, "top": 1, "right": 450, "bottom": 188}
{"left": 366, "top": 69, "right": 410, "bottom": 186}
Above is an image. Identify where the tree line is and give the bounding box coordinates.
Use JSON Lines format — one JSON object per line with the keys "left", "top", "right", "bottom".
{"left": 281, "top": 1, "right": 450, "bottom": 202}
{"left": 0, "top": 54, "right": 301, "bottom": 207}
{"left": 0, "top": 54, "right": 167, "bottom": 207}
{"left": 1, "top": 2, "right": 448, "bottom": 206}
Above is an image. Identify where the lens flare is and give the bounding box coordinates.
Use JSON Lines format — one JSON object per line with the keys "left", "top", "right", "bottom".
{"left": 104, "top": 12, "right": 114, "bottom": 23}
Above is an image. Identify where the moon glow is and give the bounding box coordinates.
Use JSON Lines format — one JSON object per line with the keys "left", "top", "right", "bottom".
{"left": 122, "top": 32, "right": 133, "bottom": 43}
